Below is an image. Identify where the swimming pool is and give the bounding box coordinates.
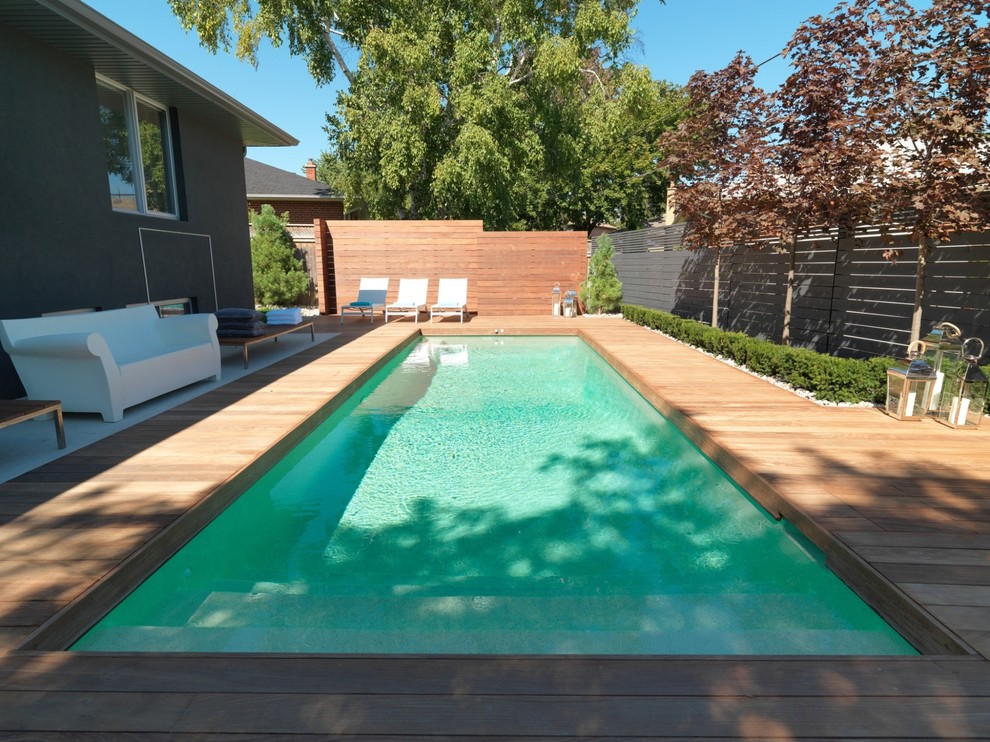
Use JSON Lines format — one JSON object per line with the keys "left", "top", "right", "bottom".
{"left": 72, "top": 336, "right": 916, "bottom": 655}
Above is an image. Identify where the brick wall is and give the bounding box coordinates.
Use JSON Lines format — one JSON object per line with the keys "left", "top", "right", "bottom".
{"left": 248, "top": 199, "right": 345, "bottom": 224}
{"left": 316, "top": 220, "right": 587, "bottom": 316}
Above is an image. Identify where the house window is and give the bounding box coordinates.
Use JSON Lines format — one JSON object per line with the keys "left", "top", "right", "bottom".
{"left": 97, "top": 77, "right": 177, "bottom": 217}
{"left": 127, "top": 298, "right": 196, "bottom": 316}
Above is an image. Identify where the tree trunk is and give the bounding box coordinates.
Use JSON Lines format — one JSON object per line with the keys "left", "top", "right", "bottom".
{"left": 711, "top": 248, "right": 721, "bottom": 328}
{"left": 782, "top": 239, "right": 796, "bottom": 346}
{"left": 910, "top": 235, "right": 931, "bottom": 347}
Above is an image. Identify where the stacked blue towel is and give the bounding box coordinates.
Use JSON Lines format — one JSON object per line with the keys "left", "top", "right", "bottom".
{"left": 214, "top": 308, "right": 268, "bottom": 337}
{"left": 266, "top": 308, "right": 304, "bottom": 326}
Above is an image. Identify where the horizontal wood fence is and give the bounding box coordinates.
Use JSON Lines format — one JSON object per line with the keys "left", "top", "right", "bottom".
{"left": 315, "top": 220, "right": 587, "bottom": 316}
{"left": 607, "top": 224, "right": 990, "bottom": 358}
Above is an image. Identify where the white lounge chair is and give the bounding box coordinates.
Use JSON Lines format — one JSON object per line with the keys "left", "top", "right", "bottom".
{"left": 430, "top": 278, "right": 468, "bottom": 323}
{"left": 340, "top": 277, "right": 389, "bottom": 324}
{"left": 385, "top": 278, "right": 429, "bottom": 323}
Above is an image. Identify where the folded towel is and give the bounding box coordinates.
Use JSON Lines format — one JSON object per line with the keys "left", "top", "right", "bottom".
{"left": 347, "top": 301, "right": 373, "bottom": 308}
{"left": 266, "top": 308, "right": 303, "bottom": 325}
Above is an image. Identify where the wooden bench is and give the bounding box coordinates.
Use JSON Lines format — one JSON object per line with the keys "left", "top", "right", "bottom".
{"left": 218, "top": 321, "right": 316, "bottom": 369}
{"left": 0, "top": 399, "right": 66, "bottom": 449}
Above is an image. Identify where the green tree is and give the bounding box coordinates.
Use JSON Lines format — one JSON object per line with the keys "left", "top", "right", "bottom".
{"left": 249, "top": 205, "right": 310, "bottom": 307}
{"left": 580, "top": 235, "right": 623, "bottom": 313}
{"left": 140, "top": 119, "right": 171, "bottom": 213}
{"left": 557, "top": 66, "right": 684, "bottom": 233}
{"left": 168, "top": 0, "right": 680, "bottom": 233}
{"left": 100, "top": 104, "right": 131, "bottom": 183}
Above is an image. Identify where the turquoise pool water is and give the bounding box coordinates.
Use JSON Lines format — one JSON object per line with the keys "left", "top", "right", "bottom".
{"left": 73, "top": 337, "right": 916, "bottom": 655}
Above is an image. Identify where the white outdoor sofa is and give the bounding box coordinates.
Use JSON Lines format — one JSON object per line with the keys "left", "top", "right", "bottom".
{"left": 0, "top": 305, "right": 221, "bottom": 422}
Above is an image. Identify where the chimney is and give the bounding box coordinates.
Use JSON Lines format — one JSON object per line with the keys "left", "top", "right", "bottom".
{"left": 304, "top": 159, "right": 317, "bottom": 180}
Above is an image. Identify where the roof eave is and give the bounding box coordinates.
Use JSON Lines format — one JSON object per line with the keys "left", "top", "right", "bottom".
{"left": 247, "top": 193, "right": 345, "bottom": 201}
{"left": 2, "top": 0, "right": 298, "bottom": 148}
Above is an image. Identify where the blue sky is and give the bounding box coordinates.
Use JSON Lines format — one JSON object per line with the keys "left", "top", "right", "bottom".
{"left": 85, "top": 0, "right": 844, "bottom": 176}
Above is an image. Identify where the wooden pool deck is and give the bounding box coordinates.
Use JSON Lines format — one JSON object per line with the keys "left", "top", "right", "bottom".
{"left": 2, "top": 314, "right": 990, "bottom": 739}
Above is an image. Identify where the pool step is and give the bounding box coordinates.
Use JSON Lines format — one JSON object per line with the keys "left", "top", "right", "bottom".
{"left": 71, "top": 588, "right": 913, "bottom": 655}
{"left": 185, "top": 589, "right": 865, "bottom": 632}
{"left": 76, "top": 623, "right": 911, "bottom": 655}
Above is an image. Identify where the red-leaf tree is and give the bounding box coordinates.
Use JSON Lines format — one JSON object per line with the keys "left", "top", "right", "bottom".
{"left": 864, "top": 0, "right": 990, "bottom": 345}
{"left": 659, "top": 53, "right": 772, "bottom": 329}
{"left": 761, "top": 1, "right": 899, "bottom": 345}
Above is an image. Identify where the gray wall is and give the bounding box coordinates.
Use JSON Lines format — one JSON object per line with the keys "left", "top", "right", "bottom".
{"left": 0, "top": 20, "right": 255, "bottom": 397}
{"left": 607, "top": 224, "right": 990, "bottom": 359}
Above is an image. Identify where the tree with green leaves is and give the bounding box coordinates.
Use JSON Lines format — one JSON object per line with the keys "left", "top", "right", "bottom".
{"left": 580, "top": 235, "right": 623, "bottom": 313}
{"left": 140, "top": 120, "right": 171, "bottom": 214}
{"left": 249, "top": 204, "right": 310, "bottom": 307}
{"left": 168, "top": 0, "right": 681, "bottom": 233}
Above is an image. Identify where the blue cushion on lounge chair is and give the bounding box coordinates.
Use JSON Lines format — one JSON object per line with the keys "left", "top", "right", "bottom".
{"left": 348, "top": 301, "right": 373, "bottom": 307}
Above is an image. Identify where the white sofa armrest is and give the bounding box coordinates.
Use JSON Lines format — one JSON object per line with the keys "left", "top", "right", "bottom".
{"left": 8, "top": 332, "right": 110, "bottom": 360}
{"left": 4, "top": 331, "right": 122, "bottom": 421}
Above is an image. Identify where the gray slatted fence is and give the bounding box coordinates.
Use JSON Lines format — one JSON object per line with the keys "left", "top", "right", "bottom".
{"left": 604, "top": 225, "right": 990, "bottom": 358}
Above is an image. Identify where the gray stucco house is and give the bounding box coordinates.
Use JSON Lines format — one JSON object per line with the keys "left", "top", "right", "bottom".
{"left": 0, "top": 0, "right": 296, "bottom": 398}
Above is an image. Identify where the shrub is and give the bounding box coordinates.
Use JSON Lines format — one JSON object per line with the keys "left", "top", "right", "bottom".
{"left": 580, "top": 236, "right": 623, "bottom": 314}
{"left": 250, "top": 204, "right": 310, "bottom": 307}
{"left": 621, "top": 303, "right": 893, "bottom": 405}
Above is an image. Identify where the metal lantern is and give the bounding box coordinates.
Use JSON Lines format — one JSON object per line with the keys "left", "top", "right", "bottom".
{"left": 885, "top": 340, "right": 937, "bottom": 421}
{"left": 563, "top": 290, "right": 577, "bottom": 318}
{"left": 552, "top": 282, "right": 561, "bottom": 316}
{"left": 920, "top": 322, "right": 964, "bottom": 412}
{"left": 936, "top": 337, "right": 988, "bottom": 430}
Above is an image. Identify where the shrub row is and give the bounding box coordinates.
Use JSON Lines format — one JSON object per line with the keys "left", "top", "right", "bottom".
{"left": 621, "top": 304, "right": 892, "bottom": 405}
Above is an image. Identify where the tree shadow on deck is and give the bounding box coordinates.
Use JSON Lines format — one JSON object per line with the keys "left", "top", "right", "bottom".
{"left": 0, "top": 317, "right": 419, "bottom": 648}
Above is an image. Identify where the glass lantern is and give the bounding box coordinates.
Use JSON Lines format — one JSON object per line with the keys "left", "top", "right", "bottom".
{"left": 936, "top": 337, "right": 988, "bottom": 430}
{"left": 552, "top": 282, "right": 561, "bottom": 316}
{"left": 920, "top": 322, "right": 963, "bottom": 412}
{"left": 563, "top": 290, "right": 578, "bottom": 318}
{"left": 886, "top": 340, "right": 937, "bottom": 421}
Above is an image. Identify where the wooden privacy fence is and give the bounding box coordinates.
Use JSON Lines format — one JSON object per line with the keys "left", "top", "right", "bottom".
{"left": 314, "top": 220, "right": 587, "bottom": 316}
{"left": 607, "top": 224, "right": 990, "bottom": 358}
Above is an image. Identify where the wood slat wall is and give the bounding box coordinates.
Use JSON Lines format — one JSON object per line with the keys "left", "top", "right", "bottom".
{"left": 317, "top": 220, "right": 587, "bottom": 317}
{"left": 608, "top": 225, "right": 990, "bottom": 358}
{"left": 477, "top": 232, "right": 587, "bottom": 315}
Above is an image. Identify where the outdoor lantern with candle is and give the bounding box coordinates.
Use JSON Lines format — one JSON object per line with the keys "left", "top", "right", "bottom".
{"left": 885, "top": 340, "right": 937, "bottom": 421}
{"left": 920, "top": 322, "right": 963, "bottom": 412}
{"left": 936, "top": 337, "right": 988, "bottom": 430}
{"left": 552, "top": 282, "right": 561, "bottom": 316}
{"left": 563, "top": 290, "right": 577, "bottom": 318}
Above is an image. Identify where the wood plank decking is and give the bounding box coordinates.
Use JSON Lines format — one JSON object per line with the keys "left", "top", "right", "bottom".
{"left": 1, "top": 315, "right": 990, "bottom": 739}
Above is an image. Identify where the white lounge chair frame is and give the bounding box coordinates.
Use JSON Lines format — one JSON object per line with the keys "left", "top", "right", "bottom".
{"left": 430, "top": 278, "right": 468, "bottom": 323}
{"left": 385, "top": 278, "right": 429, "bottom": 323}
{"left": 340, "top": 277, "right": 389, "bottom": 324}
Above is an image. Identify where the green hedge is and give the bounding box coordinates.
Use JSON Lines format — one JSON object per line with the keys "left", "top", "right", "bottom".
{"left": 621, "top": 304, "right": 892, "bottom": 405}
